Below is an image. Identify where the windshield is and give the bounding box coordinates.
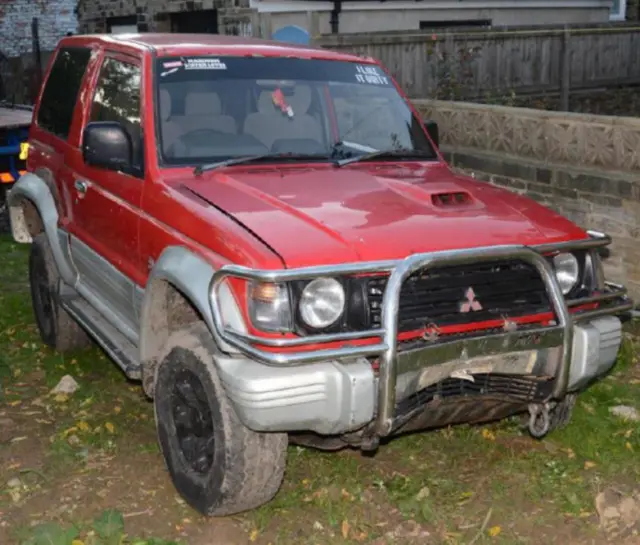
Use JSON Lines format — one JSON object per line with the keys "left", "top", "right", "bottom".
{"left": 155, "top": 56, "right": 437, "bottom": 166}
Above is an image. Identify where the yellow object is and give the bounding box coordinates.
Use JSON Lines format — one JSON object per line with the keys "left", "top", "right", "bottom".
{"left": 19, "top": 142, "right": 29, "bottom": 160}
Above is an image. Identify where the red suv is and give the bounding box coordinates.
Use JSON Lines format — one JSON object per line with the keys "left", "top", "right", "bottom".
{"left": 7, "top": 33, "right": 632, "bottom": 516}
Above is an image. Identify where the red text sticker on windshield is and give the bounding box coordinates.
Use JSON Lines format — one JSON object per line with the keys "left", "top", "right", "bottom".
{"left": 272, "top": 88, "right": 294, "bottom": 118}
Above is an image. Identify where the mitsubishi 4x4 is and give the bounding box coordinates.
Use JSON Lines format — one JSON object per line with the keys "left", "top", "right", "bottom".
{"left": 8, "top": 33, "right": 632, "bottom": 516}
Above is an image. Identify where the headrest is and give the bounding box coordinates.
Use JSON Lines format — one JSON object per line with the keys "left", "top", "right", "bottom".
{"left": 257, "top": 91, "right": 274, "bottom": 114}
{"left": 160, "top": 88, "right": 171, "bottom": 120}
{"left": 288, "top": 85, "right": 312, "bottom": 114}
{"left": 184, "top": 92, "right": 222, "bottom": 116}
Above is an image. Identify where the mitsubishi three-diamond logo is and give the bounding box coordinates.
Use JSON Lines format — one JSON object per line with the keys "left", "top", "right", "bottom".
{"left": 459, "top": 287, "right": 483, "bottom": 313}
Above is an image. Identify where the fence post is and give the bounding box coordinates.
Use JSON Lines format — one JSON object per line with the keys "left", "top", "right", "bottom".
{"left": 250, "top": 10, "right": 260, "bottom": 38}
{"left": 259, "top": 12, "right": 273, "bottom": 40}
{"left": 307, "top": 11, "right": 319, "bottom": 46}
{"left": 560, "top": 25, "right": 571, "bottom": 111}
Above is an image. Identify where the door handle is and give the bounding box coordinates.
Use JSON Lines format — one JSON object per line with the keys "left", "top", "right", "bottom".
{"left": 74, "top": 180, "right": 88, "bottom": 194}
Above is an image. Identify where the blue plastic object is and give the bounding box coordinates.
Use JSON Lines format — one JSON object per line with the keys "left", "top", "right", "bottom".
{"left": 272, "top": 25, "right": 310, "bottom": 45}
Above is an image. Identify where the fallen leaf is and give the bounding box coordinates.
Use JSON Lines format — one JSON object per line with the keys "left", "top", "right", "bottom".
{"left": 72, "top": 540, "right": 85, "bottom": 545}
{"left": 249, "top": 529, "right": 259, "bottom": 542}
{"left": 566, "top": 448, "right": 576, "bottom": 459}
{"left": 488, "top": 525, "right": 502, "bottom": 537}
{"left": 626, "top": 442, "right": 633, "bottom": 451}
{"left": 8, "top": 400, "right": 21, "bottom": 407}
{"left": 482, "top": 428, "right": 496, "bottom": 441}
{"left": 62, "top": 427, "right": 78, "bottom": 437}
{"left": 342, "top": 519, "right": 350, "bottom": 539}
{"left": 77, "top": 421, "right": 90, "bottom": 432}
{"left": 105, "top": 422, "right": 116, "bottom": 434}
{"left": 341, "top": 488, "right": 355, "bottom": 501}
{"left": 114, "top": 406, "right": 122, "bottom": 415}
{"left": 54, "top": 394, "right": 69, "bottom": 403}
{"left": 584, "top": 461, "right": 597, "bottom": 470}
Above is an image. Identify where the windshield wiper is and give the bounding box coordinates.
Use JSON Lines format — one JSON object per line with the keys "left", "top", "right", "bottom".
{"left": 194, "top": 152, "right": 329, "bottom": 175}
{"left": 334, "top": 148, "right": 436, "bottom": 168}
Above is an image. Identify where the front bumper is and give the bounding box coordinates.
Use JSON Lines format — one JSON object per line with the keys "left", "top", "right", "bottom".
{"left": 216, "top": 315, "right": 623, "bottom": 435}
{"left": 210, "top": 232, "right": 632, "bottom": 437}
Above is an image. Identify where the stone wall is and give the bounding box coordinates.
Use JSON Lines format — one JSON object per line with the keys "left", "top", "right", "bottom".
{"left": 76, "top": 0, "right": 251, "bottom": 35}
{"left": 412, "top": 99, "right": 640, "bottom": 301}
{"left": 0, "top": 0, "right": 77, "bottom": 57}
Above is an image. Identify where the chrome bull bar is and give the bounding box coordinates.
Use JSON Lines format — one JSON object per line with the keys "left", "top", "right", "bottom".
{"left": 209, "top": 231, "right": 632, "bottom": 437}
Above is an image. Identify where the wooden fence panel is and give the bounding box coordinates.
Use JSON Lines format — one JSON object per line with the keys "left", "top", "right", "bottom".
{"left": 316, "top": 24, "right": 640, "bottom": 100}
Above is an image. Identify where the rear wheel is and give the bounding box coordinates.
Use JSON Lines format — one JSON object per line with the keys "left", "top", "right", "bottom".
{"left": 154, "top": 322, "right": 288, "bottom": 516}
{"left": 29, "top": 233, "right": 91, "bottom": 351}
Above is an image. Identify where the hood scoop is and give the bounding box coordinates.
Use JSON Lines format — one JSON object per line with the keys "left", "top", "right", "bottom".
{"left": 431, "top": 191, "right": 473, "bottom": 207}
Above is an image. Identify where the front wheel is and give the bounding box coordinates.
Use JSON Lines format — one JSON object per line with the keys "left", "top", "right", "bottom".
{"left": 153, "top": 322, "right": 288, "bottom": 516}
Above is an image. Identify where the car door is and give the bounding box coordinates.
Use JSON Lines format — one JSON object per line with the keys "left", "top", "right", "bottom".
{"left": 63, "top": 50, "right": 144, "bottom": 343}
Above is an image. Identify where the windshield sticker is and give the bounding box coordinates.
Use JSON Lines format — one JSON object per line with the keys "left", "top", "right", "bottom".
{"left": 184, "top": 58, "right": 227, "bottom": 70}
{"left": 272, "top": 88, "right": 294, "bottom": 118}
{"left": 355, "top": 64, "right": 389, "bottom": 85}
{"left": 160, "top": 67, "right": 180, "bottom": 77}
{"left": 163, "top": 60, "right": 183, "bottom": 69}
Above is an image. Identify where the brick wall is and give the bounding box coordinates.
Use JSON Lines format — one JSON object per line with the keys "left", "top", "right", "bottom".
{"left": 76, "top": 0, "right": 251, "bottom": 35}
{"left": 413, "top": 99, "right": 640, "bottom": 301}
{"left": 0, "top": 0, "right": 77, "bottom": 57}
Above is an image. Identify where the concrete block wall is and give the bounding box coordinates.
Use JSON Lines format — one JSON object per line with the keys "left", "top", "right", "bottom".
{"left": 442, "top": 148, "right": 640, "bottom": 300}
{"left": 413, "top": 99, "right": 640, "bottom": 301}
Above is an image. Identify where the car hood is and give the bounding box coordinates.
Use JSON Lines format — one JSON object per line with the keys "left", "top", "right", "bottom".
{"left": 178, "top": 164, "right": 587, "bottom": 268}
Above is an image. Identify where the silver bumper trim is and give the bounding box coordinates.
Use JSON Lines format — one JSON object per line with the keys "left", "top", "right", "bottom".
{"left": 209, "top": 231, "right": 632, "bottom": 438}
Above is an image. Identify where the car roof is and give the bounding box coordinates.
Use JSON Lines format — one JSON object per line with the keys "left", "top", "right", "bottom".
{"left": 61, "top": 33, "right": 376, "bottom": 64}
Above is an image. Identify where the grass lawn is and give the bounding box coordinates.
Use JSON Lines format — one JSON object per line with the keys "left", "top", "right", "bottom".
{"left": 0, "top": 234, "right": 638, "bottom": 545}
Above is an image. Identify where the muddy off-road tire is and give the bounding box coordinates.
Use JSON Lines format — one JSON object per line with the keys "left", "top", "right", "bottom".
{"left": 29, "top": 233, "right": 92, "bottom": 351}
{"left": 154, "top": 323, "right": 288, "bottom": 516}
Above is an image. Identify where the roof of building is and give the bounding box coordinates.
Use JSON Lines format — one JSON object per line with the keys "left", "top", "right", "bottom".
{"left": 61, "top": 33, "right": 373, "bottom": 63}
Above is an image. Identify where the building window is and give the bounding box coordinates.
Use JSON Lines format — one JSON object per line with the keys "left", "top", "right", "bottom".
{"left": 169, "top": 9, "right": 218, "bottom": 34}
{"left": 610, "top": 0, "right": 627, "bottom": 21}
{"left": 107, "top": 15, "right": 138, "bottom": 34}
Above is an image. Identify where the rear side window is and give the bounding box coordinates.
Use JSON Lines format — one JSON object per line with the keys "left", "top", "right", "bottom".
{"left": 37, "top": 47, "right": 91, "bottom": 140}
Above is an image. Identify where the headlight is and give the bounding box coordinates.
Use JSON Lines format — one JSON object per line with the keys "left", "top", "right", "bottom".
{"left": 248, "top": 282, "right": 291, "bottom": 332}
{"left": 553, "top": 253, "right": 580, "bottom": 294}
{"left": 299, "top": 277, "right": 345, "bottom": 329}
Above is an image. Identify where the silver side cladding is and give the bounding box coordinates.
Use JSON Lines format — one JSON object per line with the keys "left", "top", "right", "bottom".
{"left": 216, "top": 356, "right": 376, "bottom": 435}
{"left": 568, "top": 316, "right": 622, "bottom": 392}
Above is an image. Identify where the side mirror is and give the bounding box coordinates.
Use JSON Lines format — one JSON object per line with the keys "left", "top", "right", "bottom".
{"left": 423, "top": 119, "right": 439, "bottom": 148}
{"left": 82, "top": 122, "right": 132, "bottom": 171}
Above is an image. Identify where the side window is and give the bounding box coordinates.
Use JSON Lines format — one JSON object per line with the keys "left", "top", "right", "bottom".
{"left": 37, "top": 47, "right": 91, "bottom": 140}
{"left": 90, "top": 57, "right": 142, "bottom": 173}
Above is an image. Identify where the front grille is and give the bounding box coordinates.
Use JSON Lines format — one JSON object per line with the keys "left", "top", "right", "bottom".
{"left": 395, "top": 374, "right": 554, "bottom": 417}
{"left": 367, "top": 259, "right": 551, "bottom": 332}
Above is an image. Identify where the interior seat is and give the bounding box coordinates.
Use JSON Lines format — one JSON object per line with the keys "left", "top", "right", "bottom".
{"left": 159, "top": 88, "right": 181, "bottom": 155}
{"left": 243, "top": 85, "right": 323, "bottom": 150}
{"left": 175, "top": 92, "right": 237, "bottom": 136}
